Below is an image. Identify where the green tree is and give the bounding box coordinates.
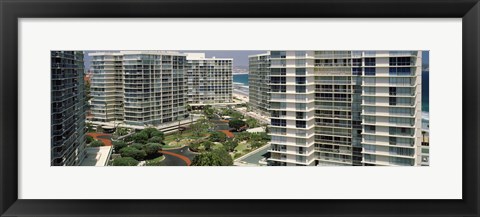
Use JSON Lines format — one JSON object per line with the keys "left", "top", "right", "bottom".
{"left": 111, "top": 157, "right": 139, "bottom": 166}
{"left": 112, "top": 140, "right": 127, "bottom": 152}
{"left": 190, "top": 118, "right": 211, "bottom": 137}
{"left": 131, "top": 143, "right": 144, "bottom": 150}
{"left": 120, "top": 146, "right": 147, "bottom": 161}
{"left": 235, "top": 131, "right": 251, "bottom": 141}
{"left": 209, "top": 131, "right": 227, "bottom": 143}
{"left": 191, "top": 148, "right": 233, "bottom": 166}
{"left": 189, "top": 141, "right": 202, "bottom": 152}
{"left": 132, "top": 131, "right": 149, "bottom": 144}
{"left": 229, "top": 119, "right": 246, "bottom": 131}
{"left": 202, "top": 141, "right": 214, "bottom": 152}
{"left": 245, "top": 117, "right": 258, "bottom": 128}
{"left": 144, "top": 143, "right": 162, "bottom": 156}
{"left": 203, "top": 105, "right": 216, "bottom": 119}
{"left": 114, "top": 127, "right": 129, "bottom": 137}
{"left": 151, "top": 131, "right": 165, "bottom": 140}
{"left": 223, "top": 139, "right": 238, "bottom": 152}
{"left": 86, "top": 135, "right": 94, "bottom": 144}
{"left": 141, "top": 127, "right": 160, "bottom": 139}
{"left": 250, "top": 141, "right": 264, "bottom": 149}
{"left": 148, "top": 136, "right": 164, "bottom": 144}
{"left": 90, "top": 140, "right": 104, "bottom": 147}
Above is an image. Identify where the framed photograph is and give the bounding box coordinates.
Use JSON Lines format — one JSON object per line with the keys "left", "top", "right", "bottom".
{"left": 1, "top": 0, "right": 478, "bottom": 216}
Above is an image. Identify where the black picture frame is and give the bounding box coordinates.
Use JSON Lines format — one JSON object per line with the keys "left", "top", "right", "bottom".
{"left": 1, "top": 0, "right": 479, "bottom": 216}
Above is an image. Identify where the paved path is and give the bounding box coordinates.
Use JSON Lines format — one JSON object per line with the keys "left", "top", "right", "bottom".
{"left": 159, "top": 146, "right": 196, "bottom": 166}
{"left": 218, "top": 130, "right": 235, "bottom": 138}
{"left": 87, "top": 133, "right": 112, "bottom": 146}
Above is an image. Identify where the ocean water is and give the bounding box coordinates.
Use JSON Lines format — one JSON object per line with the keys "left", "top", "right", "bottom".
{"left": 233, "top": 74, "right": 249, "bottom": 85}
{"left": 422, "top": 71, "right": 429, "bottom": 113}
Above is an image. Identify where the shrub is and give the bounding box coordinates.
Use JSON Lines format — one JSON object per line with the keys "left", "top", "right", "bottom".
{"left": 86, "top": 135, "right": 94, "bottom": 144}
{"left": 142, "top": 127, "right": 160, "bottom": 139}
{"left": 148, "top": 136, "right": 164, "bottom": 144}
{"left": 120, "top": 146, "right": 147, "bottom": 161}
{"left": 132, "top": 131, "right": 149, "bottom": 144}
{"left": 89, "top": 140, "right": 104, "bottom": 147}
{"left": 144, "top": 143, "right": 162, "bottom": 156}
{"left": 202, "top": 141, "right": 214, "bottom": 152}
{"left": 112, "top": 140, "right": 127, "bottom": 152}
{"left": 191, "top": 148, "right": 233, "bottom": 166}
{"left": 223, "top": 139, "right": 238, "bottom": 152}
{"left": 151, "top": 131, "right": 165, "bottom": 140}
{"left": 189, "top": 142, "right": 202, "bottom": 152}
{"left": 234, "top": 153, "right": 242, "bottom": 159}
{"left": 111, "top": 157, "right": 139, "bottom": 166}
{"left": 209, "top": 131, "right": 227, "bottom": 143}
{"left": 229, "top": 119, "right": 246, "bottom": 131}
{"left": 131, "top": 143, "right": 144, "bottom": 150}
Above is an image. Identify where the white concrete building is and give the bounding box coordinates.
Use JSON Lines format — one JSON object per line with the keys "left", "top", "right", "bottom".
{"left": 252, "top": 51, "right": 423, "bottom": 166}
{"left": 90, "top": 51, "right": 188, "bottom": 127}
{"left": 248, "top": 53, "right": 271, "bottom": 116}
{"left": 90, "top": 51, "right": 234, "bottom": 128}
{"left": 186, "top": 53, "right": 233, "bottom": 106}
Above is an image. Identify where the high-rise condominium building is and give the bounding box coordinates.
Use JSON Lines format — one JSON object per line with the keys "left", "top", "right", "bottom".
{"left": 248, "top": 53, "right": 271, "bottom": 116}
{"left": 251, "top": 51, "right": 423, "bottom": 166}
{"left": 186, "top": 53, "right": 233, "bottom": 106}
{"left": 51, "top": 51, "right": 87, "bottom": 166}
{"left": 90, "top": 51, "right": 188, "bottom": 126}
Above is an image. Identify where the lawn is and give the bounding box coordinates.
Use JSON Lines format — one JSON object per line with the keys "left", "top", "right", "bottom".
{"left": 163, "top": 130, "right": 207, "bottom": 144}
{"left": 235, "top": 141, "right": 249, "bottom": 153}
{"left": 145, "top": 155, "right": 166, "bottom": 166}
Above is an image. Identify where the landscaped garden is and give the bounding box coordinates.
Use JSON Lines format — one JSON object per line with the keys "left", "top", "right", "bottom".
{"left": 109, "top": 127, "right": 165, "bottom": 166}
{"left": 102, "top": 105, "right": 270, "bottom": 166}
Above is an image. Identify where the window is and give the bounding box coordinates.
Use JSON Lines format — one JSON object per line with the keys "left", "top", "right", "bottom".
{"left": 296, "top": 77, "right": 306, "bottom": 84}
{"left": 295, "top": 51, "right": 306, "bottom": 57}
{"left": 364, "top": 87, "right": 375, "bottom": 95}
{"left": 364, "top": 77, "right": 376, "bottom": 85}
{"left": 364, "top": 58, "right": 376, "bottom": 66}
{"left": 364, "top": 154, "right": 376, "bottom": 162}
{"left": 271, "top": 119, "right": 286, "bottom": 127}
{"left": 389, "top": 137, "right": 397, "bottom": 145}
{"left": 296, "top": 86, "right": 306, "bottom": 93}
{"left": 296, "top": 120, "right": 307, "bottom": 128}
{"left": 389, "top": 97, "right": 397, "bottom": 105}
{"left": 271, "top": 51, "right": 286, "bottom": 58}
{"left": 389, "top": 57, "right": 411, "bottom": 66}
{"left": 389, "top": 147, "right": 414, "bottom": 156}
{"left": 352, "top": 59, "right": 362, "bottom": 66}
{"left": 364, "top": 106, "right": 375, "bottom": 114}
{"left": 296, "top": 103, "right": 307, "bottom": 110}
{"left": 389, "top": 87, "right": 397, "bottom": 95}
{"left": 352, "top": 67, "right": 362, "bottom": 75}
{"left": 364, "top": 144, "right": 376, "bottom": 152}
{"left": 364, "top": 67, "right": 376, "bottom": 76}
{"left": 295, "top": 59, "right": 306, "bottom": 66}
{"left": 296, "top": 112, "right": 306, "bottom": 119}
{"left": 364, "top": 116, "right": 375, "bottom": 123}
{"left": 389, "top": 67, "right": 411, "bottom": 76}
{"left": 389, "top": 157, "right": 414, "bottom": 166}
{"left": 365, "top": 125, "right": 376, "bottom": 133}
{"left": 364, "top": 96, "right": 376, "bottom": 105}
{"left": 295, "top": 68, "right": 306, "bottom": 75}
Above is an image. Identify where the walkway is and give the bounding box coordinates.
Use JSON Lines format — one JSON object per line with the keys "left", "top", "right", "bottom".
{"left": 218, "top": 130, "right": 235, "bottom": 138}
{"left": 87, "top": 133, "right": 113, "bottom": 146}
{"left": 159, "top": 146, "right": 195, "bottom": 166}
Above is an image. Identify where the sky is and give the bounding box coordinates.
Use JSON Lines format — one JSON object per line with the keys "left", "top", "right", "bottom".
{"left": 84, "top": 50, "right": 429, "bottom": 70}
